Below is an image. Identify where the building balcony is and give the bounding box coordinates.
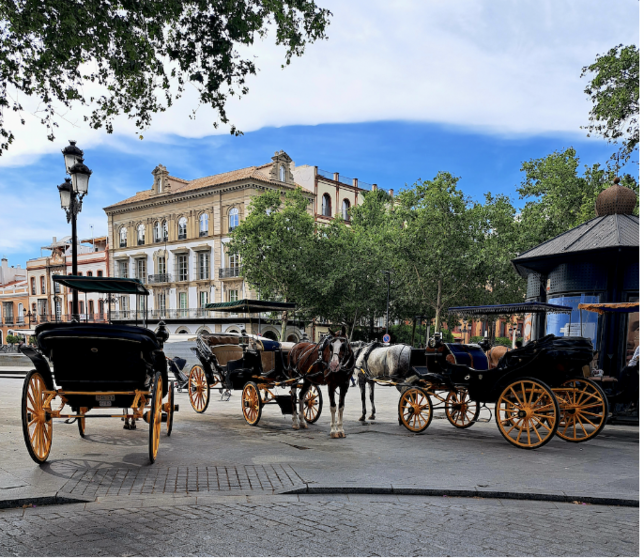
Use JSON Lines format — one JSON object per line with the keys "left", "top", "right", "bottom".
{"left": 219, "top": 267, "right": 241, "bottom": 279}
{"left": 147, "top": 273, "right": 172, "bottom": 284}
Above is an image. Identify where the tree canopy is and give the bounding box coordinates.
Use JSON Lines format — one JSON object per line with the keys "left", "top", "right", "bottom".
{"left": 581, "top": 44, "right": 639, "bottom": 162}
{"left": 0, "top": 0, "right": 332, "bottom": 155}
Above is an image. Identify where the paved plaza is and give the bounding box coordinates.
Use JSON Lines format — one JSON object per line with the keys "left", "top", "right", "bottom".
{"left": 0, "top": 373, "right": 639, "bottom": 556}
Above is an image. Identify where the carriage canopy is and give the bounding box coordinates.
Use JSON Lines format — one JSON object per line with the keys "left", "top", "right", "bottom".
{"left": 448, "top": 302, "right": 573, "bottom": 318}
{"left": 52, "top": 275, "right": 149, "bottom": 295}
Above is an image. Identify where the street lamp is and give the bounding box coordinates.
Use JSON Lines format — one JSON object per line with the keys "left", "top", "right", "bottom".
{"left": 58, "top": 140, "right": 92, "bottom": 321}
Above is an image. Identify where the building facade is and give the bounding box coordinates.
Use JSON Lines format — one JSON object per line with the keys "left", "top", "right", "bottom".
{"left": 103, "top": 151, "right": 375, "bottom": 340}
{"left": 0, "top": 258, "right": 28, "bottom": 344}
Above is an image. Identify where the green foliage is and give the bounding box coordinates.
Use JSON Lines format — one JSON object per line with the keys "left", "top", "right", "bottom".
{"left": 5, "top": 334, "right": 20, "bottom": 345}
{"left": 582, "top": 44, "right": 639, "bottom": 161}
{"left": 0, "top": 0, "right": 331, "bottom": 154}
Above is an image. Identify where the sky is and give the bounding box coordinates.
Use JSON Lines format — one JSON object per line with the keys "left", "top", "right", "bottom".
{"left": 0, "top": 0, "right": 639, "bottom": 266}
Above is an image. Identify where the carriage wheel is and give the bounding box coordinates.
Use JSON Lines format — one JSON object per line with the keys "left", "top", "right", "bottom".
{"left": 398, "top": 387, "right": 433, "bottom": 433}
{"left": 188, "top": 365, "right": 210, "bottom": 414}
{"left": 22, "top": 370, "right": 53, "bottom": 464}
{"left": 302, "top": 385, "right": 323, "bottom": 424}
{"left": 555, "top": 378, "right": 608, "bottom": 443}
{"left": 241, "top": 382, "right": 262, "bottom": 426}
{"left": 148, "top": 373, "right": 163, "bottom": 464}
{"left": 77, "top": 407, "right": 88, "bottom": 438}
{"left": 446, "top": 389, "right": 480, "bottom": 429}
{"left": 495, "top": 378, "right": 560, "bottom": 450}
{"left": 166, "top": 381, "right": 175, "bottom": 436}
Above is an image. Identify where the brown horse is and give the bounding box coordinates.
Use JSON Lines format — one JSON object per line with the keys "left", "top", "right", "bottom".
{"left": 287, "top": 326, "right": 355, "bottom": 438}
{"left": 487, "top": 345, "right": 510, "bottom": 368}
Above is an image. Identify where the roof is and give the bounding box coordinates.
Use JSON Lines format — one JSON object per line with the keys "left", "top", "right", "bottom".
{"left": 104, "top": 163, "right": 296, "bottom": 210}
{"left": 52, "top": 275, "right": 149, "bottom": 295}
{"left": 204, "top": 299, "right": 297, "bottom": 313}
{"left": 513, "top": 213, "right": 639, "bottom": 277}
{"left": 41, "top": 236, "right": 72, "bottom": 250}
{"left": 448, "top": 302, "right": 573, "bottom": 318}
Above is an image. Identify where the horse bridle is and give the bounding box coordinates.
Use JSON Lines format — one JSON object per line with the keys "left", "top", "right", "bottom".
{"left": 291, "top": 334, "right": 354, "bottom": 379}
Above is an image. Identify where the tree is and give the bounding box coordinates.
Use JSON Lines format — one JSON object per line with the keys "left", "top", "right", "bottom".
{"left": 0, "top": 0, "right": 331, "bottom": 154}
{"left": 581, "top": 44, "right": 639, "bottom": 162}
{"left": 228, "top": 187, "right": 316, "bottom": 340}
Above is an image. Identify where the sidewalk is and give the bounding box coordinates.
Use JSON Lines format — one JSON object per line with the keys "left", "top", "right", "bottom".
{"left": 0, "top": 376, "right": 638, "bottom": 509}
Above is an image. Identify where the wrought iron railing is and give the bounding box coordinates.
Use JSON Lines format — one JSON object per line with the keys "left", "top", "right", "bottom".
{"left": 147, "top": 274, "right": 172, "bottom": 284}
{"left": 338, "top": 175, "right": 354, "bottom": 186}
{"left": 317, "top": 169, "right": 335, "bottom": 180}
{"left": 219, "top": 267, "right": 241, "bottom": 279}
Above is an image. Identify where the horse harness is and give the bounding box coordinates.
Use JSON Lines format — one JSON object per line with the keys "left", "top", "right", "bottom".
{"left": 291, "top": 334, "right": 354, "bottom": 380}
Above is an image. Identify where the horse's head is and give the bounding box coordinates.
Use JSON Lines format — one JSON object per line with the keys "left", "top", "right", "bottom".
{"left": 323, "top": 326, "right": 354, "bottom": 374}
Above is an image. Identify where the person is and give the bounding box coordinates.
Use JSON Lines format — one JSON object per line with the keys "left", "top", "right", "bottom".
{"left": 628, "top": 345, "right": 639, "bottom": 367}
{"left": 514, "top": 340, "right": 523, "bottom": 349}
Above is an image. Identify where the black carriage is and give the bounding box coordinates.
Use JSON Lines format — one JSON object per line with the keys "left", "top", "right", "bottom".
{"left": 395, "top": 302, "right": 608, "bottom": 449}
{"left": 185, "top": 299, "right": 322, "bottom": 426}
{"left": 20, "top": 276, "right": 177, "bottom": 464}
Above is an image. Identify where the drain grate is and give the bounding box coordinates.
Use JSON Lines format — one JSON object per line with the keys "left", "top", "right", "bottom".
{"left": 59, "top": 465, "right": 304, "bottom": 497}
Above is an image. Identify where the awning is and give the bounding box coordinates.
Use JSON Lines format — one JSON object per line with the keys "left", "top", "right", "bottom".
{"left": 11, "top": 329, "right": 36, "bottom": 336}
{"left": 578, "top": 302, "right": 639, "bottom": 315}
{"left": 52, "top": 275, "right": 149, "bottom": 295}
{"left": 448, "top": 302, "right": 573, "bottom": 318}
{"left": 204, "top": 299, "right": 297, "bottom": 313}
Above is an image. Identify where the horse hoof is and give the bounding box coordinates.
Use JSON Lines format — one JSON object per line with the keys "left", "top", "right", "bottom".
{"left": 300, "top": 422, "right": 308, "bottom": 429}
{"left": 330, "top": 431, "right": 337, "bottom": 438}
{"left": 368, "top": 415, "right": 376, "bottom": 421}
{"left": 292, "top": 424, "right": 300, "bottom": 430}
{"left": 359, "top": 415, "right": 366, "bottom": 422}
{"left": 338, "top": 431, "right": 346, "bottom": 438}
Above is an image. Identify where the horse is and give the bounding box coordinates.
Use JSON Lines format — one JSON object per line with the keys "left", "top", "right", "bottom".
{"left": 287, "top": 327, "right": 355, "bottom": 438}
{"left": 352, "top": 341, "right": 412, "bottom": 422}
{"left": 487, "top": 345, "right": 510, "bottom": 368}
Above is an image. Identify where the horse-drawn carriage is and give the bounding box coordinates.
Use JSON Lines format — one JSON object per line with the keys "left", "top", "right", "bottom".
{"left": 20, "top": 276, "right": 177, "bottom": 464}
{"left": 355, "top": 302, "right": 608, "bottom": 449}
{"left": 185, "top": 300, "right": 326, "bottom": 428}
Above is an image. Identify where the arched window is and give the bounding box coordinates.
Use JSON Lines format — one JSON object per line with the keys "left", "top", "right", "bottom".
{"left": 279, "top": 165, "right": 285, "bottom": 182}
{"left": 154, "top": 221, "right": 162, "bottom": 242}
{"left": 40, "top": 276, "right": 46, "bottom": 294}
{"left": 229, "top": 208, "right": 239, "bottom": 231}
{"left": 119, "top": 227, "right": 127, "bottom": 248}
{"left": 178, "top": 217, "right": 187, "bottom": 240}
{"left": 30, "top": 277, "right": 36, "bottom": 295}
{"left": 86, "top": 271, "right": 92, "bottom": 277}
{"left": 199, "top": 213, "right": 209, "bottom": 237}
{"left": 137, "top": 223, "right": 145, "bottom": 245}
{"left": 342, "top": 199, "right": 350, "bottom": 221}
{"left": 321, "top": 194, "right": 332, "bottom": 217}
{"left": 162, "top": 220, "right": 168, "bottom": 241}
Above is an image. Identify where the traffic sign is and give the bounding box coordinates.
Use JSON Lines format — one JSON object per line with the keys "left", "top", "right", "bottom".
{"left": 383, "top": 333, "right": 391, "bottom": 343}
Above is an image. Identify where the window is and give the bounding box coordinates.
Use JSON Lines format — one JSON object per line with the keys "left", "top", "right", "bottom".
{"left": 54, "top": 299, "right": 61, "bottom": 321}
{"left": 118, "top": 260, "right": 128, "bottom": 278}
{"left": 37, "top": 300, "right": 47, "bottom": 316}
{"left": 99, "top": 299, "right": 105, "bottom": 318}
{"left": 40, "top": 276, "right": 46, "bottom": 294}
{"left": 120, "top": 296, "right": 129, "bottom": 317}
{"left": 157, "top": 256, "right": 166, "bottom": 276}
{"left": 546, "top": 294, "right": 600, "bottom": 349}
{"left": 157, "top": 293, "right": 166, "bottom": 314}
{"left": 198, "top": 252, "right": 210, "bottom": 280}
{"left": 229, "top": 252, "right": 239, "bottom": 269}
{"left": 31, "top": 277, "right": 36, "bottom": 295}
{"left": 154, "top": 221, "right": 162, "bottom": 242}
{"left": 322, "top": 194, "right": 332, "bottom": 217}
{"left": 179, "top": 292, "right": 188, "bottom": 317}
{"left": 97, "top": 270, "right": 103, "bottom": 277}
{"left": 199, "top": 213, "right": 209, "bottom": 237}
{"left": 53, "top": 278, "right": 60, "bottom": 294}
{"left": 342, "top": 199, "right": 350, "bottom": 221}
{"left": 136, "top": 259, "right": 147, "bottom": 280}
{"left": 86, "top": 271, "right": 93, "bottom": 277}
{"left": 229, "top": 208, "right": 239, "bottom": 231}
{"left": 199, "top": 291, "right": 209, "bottom": 308}
{"left": 279, "top": 165, "right": 285, "bottom": 181}
{"left": 119, "top": 227, "right": 127, "bottom": 248}
{"left": 137, "top": 223, "right": 145, "bottom": 245}
{"left": 177, "top": 254, "right": 188, "bottom": 281}
{"left": 178, "top": 217, "right": 187, "bottom": 240}
{"left": 228, "top": 289, "right": 239, "bottom": 303}
{"left": 162, "top": 220, "right": 168, "bottom": 241}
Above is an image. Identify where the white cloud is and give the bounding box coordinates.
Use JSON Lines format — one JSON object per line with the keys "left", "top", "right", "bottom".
{"left": 0, "top": 0, "right": 638, "bottom": 166}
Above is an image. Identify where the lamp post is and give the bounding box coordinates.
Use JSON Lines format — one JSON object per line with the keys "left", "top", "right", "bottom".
{"left": 58, "top": 141, "right": 92, "bottom": 321}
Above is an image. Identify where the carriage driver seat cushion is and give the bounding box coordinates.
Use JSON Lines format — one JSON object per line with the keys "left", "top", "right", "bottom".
{"left": 211, "top": 345, "right": 243, "bottom": 366}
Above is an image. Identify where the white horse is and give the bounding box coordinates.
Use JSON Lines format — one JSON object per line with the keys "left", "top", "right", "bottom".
{"left": 352, "top": 341, "right": 412, "bottom": 422}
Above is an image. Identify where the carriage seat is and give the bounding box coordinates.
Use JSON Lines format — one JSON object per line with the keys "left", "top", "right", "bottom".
{"left": 211, "top": 344, "right": 244, "bottom": 366}
{"left": 203, "top": 334, "right": 243, "bottom": 346}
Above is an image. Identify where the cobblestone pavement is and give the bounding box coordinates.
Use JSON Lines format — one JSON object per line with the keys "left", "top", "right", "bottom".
{"left": 0, "top": 494, "right": 638, "bottom": 556}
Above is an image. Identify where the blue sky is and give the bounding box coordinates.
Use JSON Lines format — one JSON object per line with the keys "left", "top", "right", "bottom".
{"left": 0, "top": 0, "right": 639, "bottom": 265}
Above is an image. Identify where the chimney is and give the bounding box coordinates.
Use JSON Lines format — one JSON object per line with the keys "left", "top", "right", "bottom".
{"left": 388, "top": 189, "right": 394, "bottom": 197}
{"left": 1, "top": 257, "right": 7, "bottom": 269}
{"left": 372, "top": 184, "right": 378, "bottom": 191}
{"left": 52, "top": 236, "right": 57, "bottom": 243}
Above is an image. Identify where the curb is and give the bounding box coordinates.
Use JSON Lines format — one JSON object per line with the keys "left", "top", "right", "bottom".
{"left": 282, "top": 485, "right": 639, "bottom": 508}
{"left": 0, "top": 496, "right": 92, "bottom": 510}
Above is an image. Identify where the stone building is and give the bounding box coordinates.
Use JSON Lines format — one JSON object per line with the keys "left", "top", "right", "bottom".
{"left": 103, "top": 151, "right": 374, "bottom": 339}
{"left": 0, "top": 258, "right": 28, "bottom": 344}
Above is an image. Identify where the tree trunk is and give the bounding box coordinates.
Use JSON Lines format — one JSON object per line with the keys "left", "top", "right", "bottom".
{"left": 410, "top": 319, "right": 417, "bottom": 347}
{"left": 369, "top": 314, "right": 374, "bottom": 342}
{"left": 349, "top": 310, "right": 358, "bottom": 341}
{"left": 280, "top": 311, "right": 288, "bottom": 342}
{"left": 434, "top": 279, "right": 442, "bottom": 334}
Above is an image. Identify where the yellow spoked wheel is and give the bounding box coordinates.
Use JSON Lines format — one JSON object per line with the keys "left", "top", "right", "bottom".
{"left": 166, "top": 381, "right": 175, "bottom": 436}
{"left": 398, "top": 387, "right": 433, "bottom": 433}
{"left": 188, "top": 365, "right": 210, "bottom": 413}
{"left": 148, "top": 373, "right": 163, "bottom": 464}
{"left": 22, "top": 370, "right": 53, "bottom": 464}
{"left": 446, "top": 389, "right": 480, "bottom": 429}
{"left": 496, "top": 378, "right": 560, "bottom": 450}
{"left": 302, "top": 385, "right": 323, "bottom": 424}
{"left": 555, "top": 378, "right": 608, "bottom": 443}
{"left": 241, "top": 381, "right": 262, "bottom": 426}
{"left": 77, "top": 407, "right": 88, "bottom": 438}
